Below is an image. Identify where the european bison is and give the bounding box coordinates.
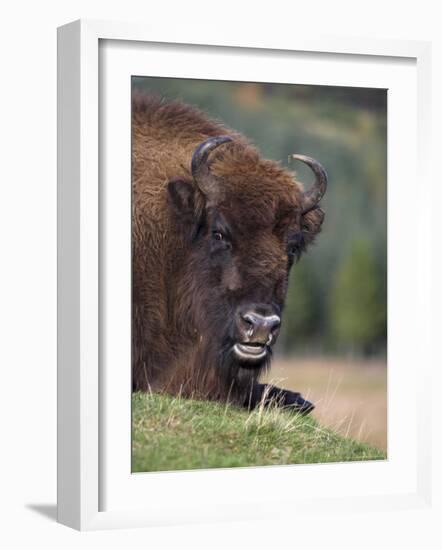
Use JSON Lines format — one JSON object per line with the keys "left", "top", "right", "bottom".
{"left": 132, "top": 94, "right": 327, "bottom": 414}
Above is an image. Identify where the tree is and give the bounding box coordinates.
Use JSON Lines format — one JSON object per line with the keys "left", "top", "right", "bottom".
{"left": 280, "top": 261, "right": 321, "bottom": 353}
{"left": 330, "top": 240, "right": 386, "bottom": 355}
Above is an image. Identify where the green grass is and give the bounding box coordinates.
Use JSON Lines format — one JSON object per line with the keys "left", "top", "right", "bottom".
{"left": 132, "top": 392, "right": 386, "bottom": 472}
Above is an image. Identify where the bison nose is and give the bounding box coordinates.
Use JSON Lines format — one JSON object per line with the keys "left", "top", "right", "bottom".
{"left": 239, "top": 310, "right": 281, "bottom": 345}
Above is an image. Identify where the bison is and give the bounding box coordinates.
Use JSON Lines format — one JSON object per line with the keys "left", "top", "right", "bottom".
{"left": 132, "top": 94, "right": 327, "bottom": 414}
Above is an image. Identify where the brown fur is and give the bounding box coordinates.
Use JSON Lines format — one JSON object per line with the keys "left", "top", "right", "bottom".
{"left": 132, "top": 94, "right": 324, "bottom": 406}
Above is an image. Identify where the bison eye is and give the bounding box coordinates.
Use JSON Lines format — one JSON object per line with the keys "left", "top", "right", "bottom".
{"left": 212, "top": 231, "right": 225, "bottom": 241}
{"left": 210, "top": 229, "right": 231, "bottom": 254}
{"left": 287, "top": 233, "right": 305, "bottom": 263}
{"left": 287, "top": 248, "right": 298, "bottom": 267}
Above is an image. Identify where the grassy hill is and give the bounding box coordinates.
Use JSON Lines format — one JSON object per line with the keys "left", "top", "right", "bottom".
{"left": 132, "top": 392, "right": 385, "bottom": 473}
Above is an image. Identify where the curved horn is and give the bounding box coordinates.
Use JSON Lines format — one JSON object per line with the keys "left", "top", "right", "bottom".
{"left": 290, "top": 154, "right": 328, "bottom": 214}
{"left": 191, "top": 135, "right": 233, "bottom": 184}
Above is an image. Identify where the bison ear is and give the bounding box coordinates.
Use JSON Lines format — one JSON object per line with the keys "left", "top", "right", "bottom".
{"left": 301, "top": 207, "right": 325, "bottom": 247}
{"left": 167, "top": 178, "right": 203, "bottom": 225}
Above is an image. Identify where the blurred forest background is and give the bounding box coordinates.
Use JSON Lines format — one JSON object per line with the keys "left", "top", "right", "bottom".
{"left": 132, "top": 77, "right": 388, "bottom": 451}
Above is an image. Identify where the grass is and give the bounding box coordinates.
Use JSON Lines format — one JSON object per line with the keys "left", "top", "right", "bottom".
{"left": 132, "top": 392, "right": 386, "bottom": 473}
{"left": 264, "top": 358, "right": 388, "bottom": 451}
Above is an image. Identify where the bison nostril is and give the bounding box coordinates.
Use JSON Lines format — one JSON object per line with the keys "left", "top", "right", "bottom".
{"left": 269, "top": 316, "right": 281, "bottom": 333}
{"left": 242, "top": 313, "right": 255, "bottom": 326}
{"left": 242, "top": 313, "right": 255, "bottom": 337}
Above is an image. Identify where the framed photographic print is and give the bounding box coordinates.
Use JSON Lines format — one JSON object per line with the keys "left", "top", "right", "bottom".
{"left": 57, "top": 19, "right": 432, "bottom": 530}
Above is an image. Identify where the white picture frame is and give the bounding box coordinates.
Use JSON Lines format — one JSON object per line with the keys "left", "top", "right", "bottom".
{"left": 57, "top": 19, "right": 433, "bottom": 531}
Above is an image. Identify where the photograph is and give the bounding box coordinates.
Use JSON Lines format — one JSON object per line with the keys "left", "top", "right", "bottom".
{"left": 131, "top": 76, "right": 387, "bottom": 473}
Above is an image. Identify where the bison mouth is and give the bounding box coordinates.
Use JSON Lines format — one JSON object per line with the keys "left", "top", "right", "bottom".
{"left": 233, "top": 342, "right": 268, "bottom": 362}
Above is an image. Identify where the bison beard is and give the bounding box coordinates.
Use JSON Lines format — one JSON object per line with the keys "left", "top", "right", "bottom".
{"left": 132, "top": 94, "right": 328, "bottom": 415}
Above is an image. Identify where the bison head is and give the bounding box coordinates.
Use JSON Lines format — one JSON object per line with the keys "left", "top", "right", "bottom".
{"left": 167, "top": 136, "right": 327, "bottom": 385}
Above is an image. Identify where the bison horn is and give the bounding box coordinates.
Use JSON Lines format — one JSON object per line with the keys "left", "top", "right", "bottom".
{"left": 191, "top": 136, "right": 233, "bottom": 191}
{"left": 289, "top": 154, "right": 328, "bottom": 214}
